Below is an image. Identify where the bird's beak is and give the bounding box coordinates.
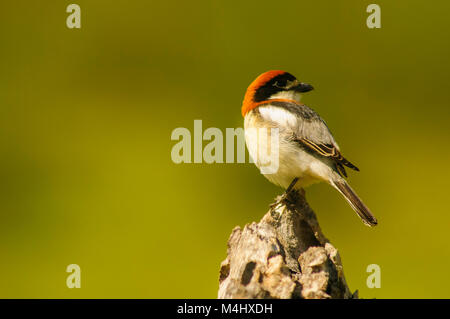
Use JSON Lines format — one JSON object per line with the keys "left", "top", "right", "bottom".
{"left": 294, "top": 82, "right": 314, "bottom": 93}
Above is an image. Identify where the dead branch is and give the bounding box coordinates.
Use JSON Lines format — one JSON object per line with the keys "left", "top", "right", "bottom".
{"left": 218, "top": 190, "right": 357, "bottom": 299}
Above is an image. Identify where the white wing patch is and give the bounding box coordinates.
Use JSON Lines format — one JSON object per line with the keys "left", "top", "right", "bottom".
{"left": 258, "top": 105, "right": 298, "bottom": 129}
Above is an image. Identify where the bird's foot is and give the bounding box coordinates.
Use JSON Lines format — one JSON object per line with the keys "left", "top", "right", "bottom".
{"left": 269, "top": 177, "right": 300, "bottom": 213}
{"left": 269, "top": 188, "right": 300, "bottom": 214}
{"left": 269, "top": 193, "right": 288, "bottom": 212}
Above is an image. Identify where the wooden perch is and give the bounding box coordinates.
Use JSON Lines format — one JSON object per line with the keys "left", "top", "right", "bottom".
{"left": 218, "top": 190, "right": 357, "bottom": 299}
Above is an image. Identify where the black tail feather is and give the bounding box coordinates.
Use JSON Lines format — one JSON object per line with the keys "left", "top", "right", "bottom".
{"left": 332, "top": 180, "right": 378, "bottom": 227}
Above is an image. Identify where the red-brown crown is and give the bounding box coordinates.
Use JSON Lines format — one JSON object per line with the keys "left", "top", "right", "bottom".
{"left": 242, "top": 70, "right": 286, "bottom": 116}
{"left": 241, "top": 70, "right": 314, "bottom": 117}
{"left": 242, "top": 70, "right": 304, "bottom": 117}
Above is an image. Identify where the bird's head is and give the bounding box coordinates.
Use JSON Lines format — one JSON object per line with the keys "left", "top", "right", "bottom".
{"left": 241, "top": 70, "right": 313, "bottom": 116}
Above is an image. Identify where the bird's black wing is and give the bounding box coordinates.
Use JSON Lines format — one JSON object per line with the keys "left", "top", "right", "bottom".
{"left": 295, "top": 137, "right": 359, "bottom": 177}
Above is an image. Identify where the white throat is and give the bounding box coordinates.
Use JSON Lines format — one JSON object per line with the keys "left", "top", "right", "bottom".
{"left": 268, "top": 90, "right": 301, "bottom": 102}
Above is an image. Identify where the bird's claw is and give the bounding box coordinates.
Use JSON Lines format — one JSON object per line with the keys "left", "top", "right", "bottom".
{"left": 269, "top": 193, "right": 289, "bottom": 212}
{"left": 269, "top": 178, "right": 300, "bottom": 214}
{"left": 269, "top": 189, "right": 301, "bottom": 214}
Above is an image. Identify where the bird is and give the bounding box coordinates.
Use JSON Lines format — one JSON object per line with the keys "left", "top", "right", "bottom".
{"left": 242, "top": 70, "right": 377, "bottom": 227}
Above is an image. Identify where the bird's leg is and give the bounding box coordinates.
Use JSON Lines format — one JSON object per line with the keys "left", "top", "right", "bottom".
{"left": 285, "top": 177, "right": 299, "bottom": 194}
{"left": 270, "top": 177, "right": 299, "bottom": 211}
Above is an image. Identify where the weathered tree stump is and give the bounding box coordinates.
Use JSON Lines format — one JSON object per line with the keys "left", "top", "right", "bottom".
{"left": 218, "top": 190, "right": 357, "bottom": 299}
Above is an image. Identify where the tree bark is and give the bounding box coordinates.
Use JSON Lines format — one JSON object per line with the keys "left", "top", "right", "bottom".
{"left": 218, "top": 190, "right": 357, "bottom": 299}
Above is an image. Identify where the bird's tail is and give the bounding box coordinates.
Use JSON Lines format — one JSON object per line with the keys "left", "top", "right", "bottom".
{"left": 331, "top": 179, "right": 378, "bottom": 227}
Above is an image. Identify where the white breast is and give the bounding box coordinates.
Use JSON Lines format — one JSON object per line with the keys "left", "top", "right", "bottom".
{"left": 258, "top": 105, "right": 298, "bottom": 128}
{"left": 244, "top": 108, "right": 334, "bottom": 189}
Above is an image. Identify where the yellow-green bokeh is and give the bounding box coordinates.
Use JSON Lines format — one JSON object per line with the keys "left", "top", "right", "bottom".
{"left": 0, "top": 1, "right": 449, "bottom": 298}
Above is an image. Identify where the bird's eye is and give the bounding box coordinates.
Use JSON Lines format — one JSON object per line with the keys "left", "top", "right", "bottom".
{"left": 273, "top": 80, "right": 286, "bottom": 89}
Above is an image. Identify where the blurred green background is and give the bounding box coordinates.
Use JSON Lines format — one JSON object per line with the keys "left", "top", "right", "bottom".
{"left": 0, "top": 1, "right": 449, "bottom": 298}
